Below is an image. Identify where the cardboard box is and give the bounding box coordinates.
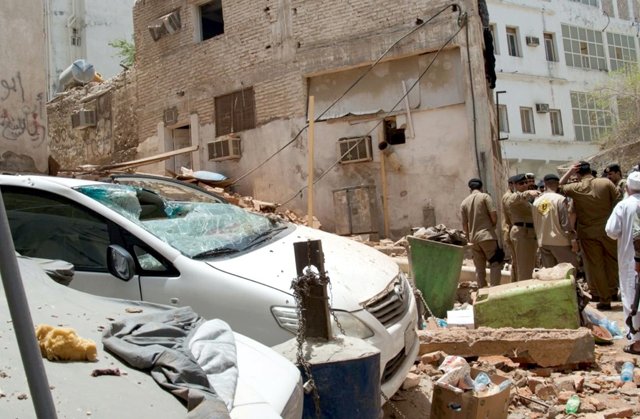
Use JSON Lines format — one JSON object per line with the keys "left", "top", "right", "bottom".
{"left": 430, "top": 369, "right": 511, "bottom": 419}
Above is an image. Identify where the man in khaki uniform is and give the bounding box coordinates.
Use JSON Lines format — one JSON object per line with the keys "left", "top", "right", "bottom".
{"left": 502, "top": 175, "right": 518, "bottom": 282}
{"left": 532, "top": 174, "right": 578, "bottom": 268}
{"left": 461, "top": 178, "right": 502, "bottom": 287}
{"left": 560, "top": 161, "right": 620, "bottom": 310}
{"left": 505, "top": 173, "right": 540, "bottom": 281}
{"left": 604, "top": 163, "right": 626, "bottom": 203}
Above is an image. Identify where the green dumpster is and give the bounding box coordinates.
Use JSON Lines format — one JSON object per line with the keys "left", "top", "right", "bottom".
{"left": 408, "top": 236, "right": 464, "bottom": 319}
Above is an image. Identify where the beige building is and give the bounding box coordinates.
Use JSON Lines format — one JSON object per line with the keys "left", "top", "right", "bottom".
{"left": 49, "top": 0, "right": 505, "bottom": 238}
{"left": 0, "top": 1, "right": 48, "bottom": 172}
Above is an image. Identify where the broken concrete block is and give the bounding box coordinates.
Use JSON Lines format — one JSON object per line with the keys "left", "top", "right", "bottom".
{"left": 580, "top": 401, "right": 597, "bottom": 413}
{"left": 477, "top": 355, "right": 519, "bottom": 371}
{"left": 402, "top": 372, "right": 421, "bottom": 390}
{"left": 585, "top": 396, "right": 605, "bottom": 411}
{"left": 418, "top": 327, "right": 595, "bottom": 367}
{"left": 474, "top": 278, "right": 580, "bottom": 329}
{"left": 556, "top": 390, "right": 573, "bottom": 403}
{"left": 527, "top": 377, "right": 546, "bottom": 393}
{"left": 555, "top": 376, "right": 576, "bottom": 392}
{"left": 602, "top": 407, "right": 634, "bottom": 418}
{"left": 574, "top": 375, "right": 585, "bottom": 393}
{"left": 532, "top": 367, "right": 552, "bottom": 377}
{"left": 634, "top": 368, "right": 640, "bottom": 386}
{"left": 534, "top": 383, "right": 557, "bottom": 401}
{"left": 420, "top": 351, "right": 445, "bottom": 365}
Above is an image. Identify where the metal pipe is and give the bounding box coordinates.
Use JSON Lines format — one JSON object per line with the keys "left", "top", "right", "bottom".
{"left": 0, "top": 188, "right": 58, "bottom": 418}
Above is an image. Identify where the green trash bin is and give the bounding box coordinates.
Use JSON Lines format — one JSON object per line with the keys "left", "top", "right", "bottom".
{"left": 408, "top": 236, "right": 464, "bottom": 319}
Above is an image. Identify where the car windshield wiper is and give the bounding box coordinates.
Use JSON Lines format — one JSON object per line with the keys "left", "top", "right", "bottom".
{"left": 243, "top": 225, "right": 288, "bottom": 250}
{"left": 192, "top": 247, "right": 239, "bottom": 260}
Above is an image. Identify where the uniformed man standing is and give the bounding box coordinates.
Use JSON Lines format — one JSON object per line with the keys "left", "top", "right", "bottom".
{"left": 560, "top": 161, "right": 620, "bottom": 310}
{"left": 604, "top": 163, "right": 626, "bottom": 202}
{"left": 532, "top": 174, "right": 578, "bottom": 268}
{"left": 502, "top": 175, "right": 518, "bottom": 282}
{"left": 505, "top": 174, "right": 540, "bottom": 281}
{"left": 461, "top": 178, "right": 502, "bottom": 287}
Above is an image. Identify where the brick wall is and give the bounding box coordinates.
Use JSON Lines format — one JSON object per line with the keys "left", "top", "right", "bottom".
{"left": 133, "top": 0, "right": 478, "bottom": 140}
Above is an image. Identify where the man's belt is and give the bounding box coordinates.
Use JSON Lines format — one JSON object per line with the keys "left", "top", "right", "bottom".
{"left": 513, "top": 222, "right": 534, "bottom": 228}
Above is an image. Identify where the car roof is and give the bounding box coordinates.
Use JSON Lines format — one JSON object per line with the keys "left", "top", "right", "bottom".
{"left": 0, "top": 256, "right": 186, "bottom": 418}
{"left": 0, "top": 173, "right": 102, "bottom": 189}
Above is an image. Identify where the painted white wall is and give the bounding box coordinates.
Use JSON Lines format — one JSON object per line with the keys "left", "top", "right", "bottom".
{"left": 46, "top": 0, "right": 135, "bottom": 95}
{"left": 0, "top": 0, "right": 48, "bottom": 172}
{"left": 488, "top": 0, "right": 638, "bottom": 176}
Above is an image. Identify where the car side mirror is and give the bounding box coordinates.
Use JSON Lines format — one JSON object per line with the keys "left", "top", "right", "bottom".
{"left": 107, "top": 245, "right": 135, "bottom": 281}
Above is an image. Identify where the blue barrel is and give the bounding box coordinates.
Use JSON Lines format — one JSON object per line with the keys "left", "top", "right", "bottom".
{"left": 274, "top": 336, "right": 381, "bottom": 418}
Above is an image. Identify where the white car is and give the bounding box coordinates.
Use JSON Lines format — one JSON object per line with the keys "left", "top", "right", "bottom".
{"left": 0, "top": 173, "right": 419, "bottom": 397}
{"left": 0, "top": 256, "right": 303, "bottom": 418}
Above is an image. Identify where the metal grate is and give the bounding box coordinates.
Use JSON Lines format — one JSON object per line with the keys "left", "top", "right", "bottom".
{"left": 382, "top": 348, "right": 407, "bottom": 383}
{"left": 364, "top": 276, "right": 410, "bottom": 328}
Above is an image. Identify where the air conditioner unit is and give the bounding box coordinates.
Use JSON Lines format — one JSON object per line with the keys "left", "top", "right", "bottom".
{"left": 208, "top": 135, "right": 241, "bottom": 161}
{"left": 148, "top": 10, "right": 181, "bottom": 41}
{"left": 526, "top": 36, "right": 540, "bottom": 47}
{"left": 535, "top": 103, "right": 550, "bottom": 113}
{"left": 71, "top": 110, "right": 97, "bottom": 129}
{"left": 163, "top": 107, "right": 178, "bottom": 126}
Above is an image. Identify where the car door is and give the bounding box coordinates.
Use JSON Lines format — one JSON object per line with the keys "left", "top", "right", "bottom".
{"left": 1, "top": 186, "right": 142, "bottom": 300}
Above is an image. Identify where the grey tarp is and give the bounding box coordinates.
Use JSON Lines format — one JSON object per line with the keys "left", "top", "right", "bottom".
{"left": 102, "top": 306, "right": 238, "bottom": 419}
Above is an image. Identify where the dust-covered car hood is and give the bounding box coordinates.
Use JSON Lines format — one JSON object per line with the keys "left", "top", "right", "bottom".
{"left": 205, "top": 225, "right": 401, "bottom": 312}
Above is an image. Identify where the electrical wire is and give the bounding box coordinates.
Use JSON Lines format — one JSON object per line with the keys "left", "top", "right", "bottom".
{"left": 278, "top": 15, "right": 468, "bottom": 208}
{"left": 229, "top": 3, "right": 461, "bottom": 187}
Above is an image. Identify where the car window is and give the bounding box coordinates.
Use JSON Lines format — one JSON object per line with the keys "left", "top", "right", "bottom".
{"left": 2, "top": 187, "right": 110, "bottom": 272}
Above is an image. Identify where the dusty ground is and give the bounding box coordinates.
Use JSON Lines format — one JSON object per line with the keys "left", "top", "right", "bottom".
{"left": 382, "top": 301, "right": 640, "bottom": 419}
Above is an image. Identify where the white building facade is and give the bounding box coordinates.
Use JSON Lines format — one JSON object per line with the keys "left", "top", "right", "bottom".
{"left": 44, "top": 0, "right": 135, "bottom": 96}
{"left": 488, "top": 0, "right": 639, "bottom": 176}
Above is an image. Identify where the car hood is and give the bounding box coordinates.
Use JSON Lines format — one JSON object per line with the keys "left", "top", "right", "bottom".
{"left": 205, "top": 225, "right": 400, "bottom": 311}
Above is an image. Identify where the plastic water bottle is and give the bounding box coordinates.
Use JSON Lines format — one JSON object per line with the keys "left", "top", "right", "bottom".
{"left": 621, "top": 361, "right": 635, "bottom": 382}
{"left": 473, "top": 372, "right": 491, "bottom": 392}
{"left": 565, "top": 394, "right": 580, "bottom": 414}
{"left": 497, "top": 379, "right": 512, "bottom": 392}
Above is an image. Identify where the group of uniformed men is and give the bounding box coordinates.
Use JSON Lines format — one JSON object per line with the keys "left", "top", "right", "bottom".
{"left": 460, "top": 161, "right": 629, "bottom": 311}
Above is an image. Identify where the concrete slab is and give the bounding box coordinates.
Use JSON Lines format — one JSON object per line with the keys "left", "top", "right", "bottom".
{"left": 418, "top": 327, "right": 595, "bottom": 367}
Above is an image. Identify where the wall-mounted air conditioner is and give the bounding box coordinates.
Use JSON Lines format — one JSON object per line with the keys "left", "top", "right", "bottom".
{"left": 71, "top": 110, "right": 97, "bottom": 129}
{"left": 526, "top": 36, "right": 540, "bottom": 47}
{"left": 535, "top": 103, "right": 550, "bottom": 113}
{"left": 148, "top": 10, "right": 181, "bottom": 41}
{"left": 208, "top": 134, "right": 241, "bottom": 161}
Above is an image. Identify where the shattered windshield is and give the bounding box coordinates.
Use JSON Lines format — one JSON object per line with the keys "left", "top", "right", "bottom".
{"left": 76, "top": 184, "right": 287, "bottom": 258}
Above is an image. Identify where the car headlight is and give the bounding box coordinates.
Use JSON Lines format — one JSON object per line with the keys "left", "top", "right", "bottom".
{"left": 271, "top": 306, "right": 374, "bottom": 339}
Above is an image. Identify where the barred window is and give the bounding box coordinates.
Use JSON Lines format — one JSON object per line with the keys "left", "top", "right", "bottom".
{"left": 607, "top": 32, "right": 638, "bottom": 71}
{"left": 561, "top": 24, "right": 606, "bottom": 70}
{"left": 214, "top": 88, "right": 256, "bottom": 137}
{"left": 570, "top": 91, "right": 612, "bottom": 142}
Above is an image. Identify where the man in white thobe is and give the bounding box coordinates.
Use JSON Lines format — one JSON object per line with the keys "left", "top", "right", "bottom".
{"left": 605, "top": 172, "right": 640, "bottom": 354}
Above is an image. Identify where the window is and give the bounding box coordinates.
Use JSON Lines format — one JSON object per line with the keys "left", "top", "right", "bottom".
{"left": 607, "top": 32, "right": 637, "bottom": 71}
{"left": 520, "top": 107, "right": 535, "bottom": 134}
{"left": 570, "top": 0, "right": 599, "bottom": 6}
{"left": 549, "top": 110, "right": 563, "bottom": 135}
{"left": 506, "top": 27, "right": 520, "bottom": 57}
{"left": 71, "top": 28, "right": 81, "bottom": 46}
{"left": 544, "top": 33, "right": 558, "bottom": 62}
{"left": 383, "top": 117, "right": 405, "bottom": 145}
{"left": 214, "top": 87, "right": 256, "bottom": 136}
{"left": 561, "top": 24, "right": 606, "bottom": 70}
{"left": 199, "top": 0, "right": 224, "bottom": 41}
{"left": 490, "top": 24, "right": 499, "bottom": 55}
{"left": 338, "top": 136, "right": 373, "bottom": 163}
{"left": 617, "top": 0, "right": 630, "bottom": 20}
{"left": 498, "top": 104, "right": 509, "bottom": 133}
{"left": 570, "top": 91, "right": 612, "bottom": 141}
{"left": 1, "top": 187, "right": 110, "bottom": 271}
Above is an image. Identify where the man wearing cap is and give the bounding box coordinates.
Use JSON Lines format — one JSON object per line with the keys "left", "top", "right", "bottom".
{"left": 505, "top": 174, "right": 541, "bottom": 280}
{"left": 502, "top": 176, "right": 518, "bottom": 282}
{"left": 461, "top": 178, "right": 502, "bottom": 287}
{"left": 605, "top": 172, "right": 640, "bottom": 353}
{"left": 532, "top": 174, "right": 578, "bottom": 268}
{"left": 526, "top": 173, "right": 537, "bottom": 191}
{"left": 560, "top": 161, "right": 620, "bottom": 310}
{"left": 604, "top": 163, "right": 626, "bottom": 203}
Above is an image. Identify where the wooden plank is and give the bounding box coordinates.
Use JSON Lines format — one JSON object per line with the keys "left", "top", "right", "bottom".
{"left": 99, "top": 145, "right": 199, "bottom": 171}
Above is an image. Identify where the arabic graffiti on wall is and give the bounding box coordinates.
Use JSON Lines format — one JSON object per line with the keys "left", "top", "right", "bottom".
{"left": 0, "top": 71, "right": 46, "bottom": 146}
